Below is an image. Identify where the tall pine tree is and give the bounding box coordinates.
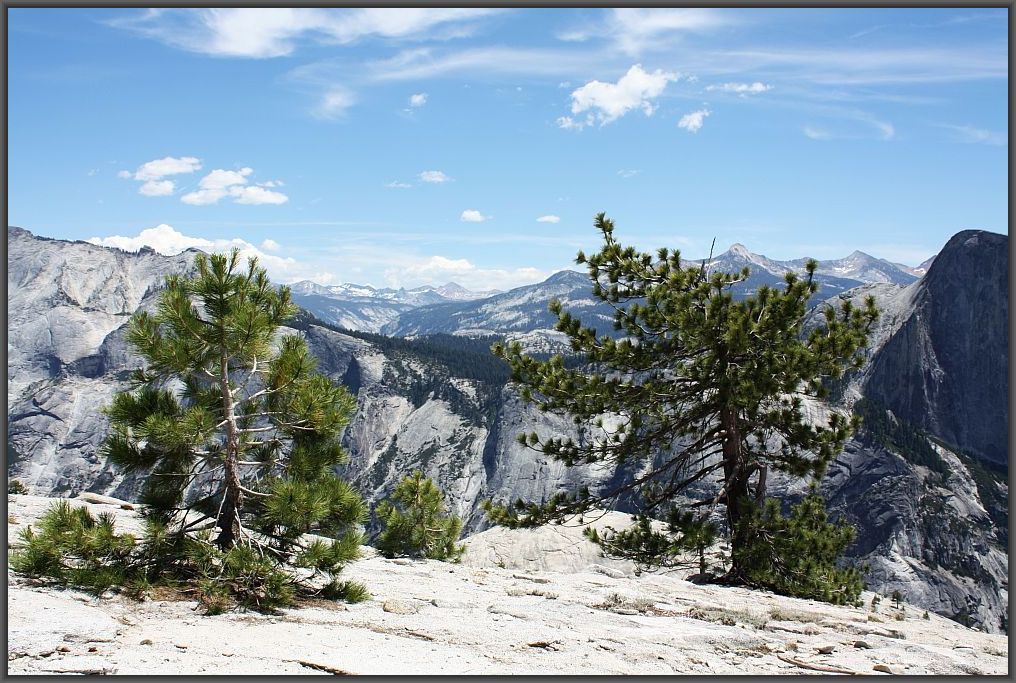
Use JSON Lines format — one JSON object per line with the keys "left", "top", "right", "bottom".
{"left": 487, "top": 214, "right": 877, "bottom": 601}
{"left": 101, "top": 249, "right": 367, "bottom": 606}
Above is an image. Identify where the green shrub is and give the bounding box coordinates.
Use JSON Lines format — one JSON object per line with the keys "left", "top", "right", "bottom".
{"left": 732, "top": 493, "right": 864, "bottom": 605}
{"left": 376, "top": 471, "right": 465, "bottom": 561}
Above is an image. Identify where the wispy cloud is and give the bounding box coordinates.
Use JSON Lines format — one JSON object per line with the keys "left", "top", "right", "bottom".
{"left": 617, "top": 169, "right": 640, "bottom": 178}
{"left": 803, "top": 126, "right": 831, "bottom": 140}
{"left": 714, "top": 46, "right": 1007, "bottom": 85}
{"left": 561, "top": 8, "right": 735, "bottom": 55}
{"left": 385, "top": 180, "right": 413, "bottom": 189}
{"left": 936, "top": 123, "right": 1007, "bottom": 146}
{"left": 108, "top": 8, "right": 502, "bottom": 59}
{"left": 536, "top": 215, "right": 561, "bottom": 223}
{"left": 705, "top": 81, "right": 772, "bottom": 95}
{"left": 314, "top": 88, "right": 356, "bottom": 120}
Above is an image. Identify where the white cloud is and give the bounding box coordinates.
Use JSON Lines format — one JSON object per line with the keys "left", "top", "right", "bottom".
{"left": 385, "top": 181, "right": 413, "bottom": 188}
{"left": 109, "top": 8, "right": 502, "bottom": 59}
{"left": 181, "top": 167, "right": 288, "bottom": 205}
{"left": 118, "top": 156, "right": 201, "bottom": 197}
{"left": 460, "top": 209, "right": 489, "bottom": 223}
{"left": 678, "top": 108, "right": 711, "bottom": 133}
{"left": 384, "top": 254, "right": 546, "bottom": 291}
{"left": 556, "top": 115, "right": 593, "bottom": 131}
{"left": 315, "top": 88, "right": 356, "bottom": 119}
{"left": 563, "top": 8, "right": 733, "bottom": 55}
{"left": 568, "top": 64, "right": 678, "bottom": 126}
{"left": 408, "top": 92, "right": 428, "bottom": 107}
{"left": 419, "top": 170, "right": 452, "bottom": 183}
{"left": 86, "top": 224, "right": 305, "bottom": 281}
{"left": 201, "top": 167, "right": 254, "bottom": 190}
{"left": 138, "top": 179, "right": 175, "bottom": 196}
{"left": 803, "top": 126, "right": 831, "bottom": 140}
{"left": 706, "top": 81, "right": 772, "bottom": 94}
{"left": 132, "top": 156, "right": 202, "bottom": 181}
{"left": 617, "top": 169, "right": 640, "bottom": 178}
{"left": 536, "top": 215, "right": 561, "bottom": 223}
{"left": 261, "top": 239, "right": 281, "bottom": 251}
{"left": 231, "top": 185, "right": 289, "bottom": 205}
{"left": 180, "top": 188, "right": 227, "bottom": 206}
{"left": 938, "top": 124, "right": 1007, "bottom": 146}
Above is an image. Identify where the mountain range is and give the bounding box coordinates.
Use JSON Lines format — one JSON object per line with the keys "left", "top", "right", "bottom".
{"left": 289, "top": 243, "right": 921, "bottom": 336}
{"left": 5, "top": 225, "right": 1008, "bottom": 633}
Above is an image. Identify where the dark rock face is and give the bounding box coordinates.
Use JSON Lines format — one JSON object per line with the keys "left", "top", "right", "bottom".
{"left": 864, "top": 230, "right": 1008, "bottom": 465}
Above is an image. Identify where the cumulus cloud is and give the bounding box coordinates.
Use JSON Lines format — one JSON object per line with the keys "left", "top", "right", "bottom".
{"left": 460, "top": 209, "right": 489, "bottom": 223}
{"left": 138, "top": 180, "right": 175, "bottom": 196}
{"left": 408, "top": 92, "right": 428, "bottom": 107}
{"left": 119, "top": 155, "right": 202, "bottom": 197}
{"left": 181, "top": 167, "right": 288, "bottom": 205}
{"left": 419, "top": 170, "right": 452, "bottom": 183}
{"left": 705, "top": 81, "right": 772, "bottom": 94}
{"left": 678, "top": 108, "right": 711, "bottom": 133}
{"left": 86, "top": 224, "right": 306, "bottom": 281}
{"left": 231, "top": 185, "right": 289, "bottom": 205}
{"left": 132, "top": 156, "right": 202, "bottom": 180}
{"left": 567, "top": 64, "right": 678, "bottom": 126}
{"left": 384, "top": 254, "right": 546, "bottom": 291}
{"left": 536, "top": 215, "right": 561, "bottom": 223}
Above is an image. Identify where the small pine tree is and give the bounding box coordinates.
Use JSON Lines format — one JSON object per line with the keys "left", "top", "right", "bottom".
{"left": 11, "top": 250, "right": 369, "bottom": 611}
{"left": 731, "top": 492, "right": 864, "bottom": 605}
{"left": 376, "top": 471, "right": 465, "bottom": 561}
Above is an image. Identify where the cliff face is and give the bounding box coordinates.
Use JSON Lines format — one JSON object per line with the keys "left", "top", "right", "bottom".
{"left": 6, "top": 226, "right": 1008, "bottom": 633}
{"left": 862, "top": 230, "right": 1008, "bottom": 466}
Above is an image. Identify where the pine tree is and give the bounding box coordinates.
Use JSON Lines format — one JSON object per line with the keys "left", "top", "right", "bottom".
{"left": 14, "top": 249, "right": 369, "bottom": 610}
{"left": 376, "top": 471, "right": 465, "bottom": 561}
{"left": 486, "top": 213, "right": 877, "bottom": 602}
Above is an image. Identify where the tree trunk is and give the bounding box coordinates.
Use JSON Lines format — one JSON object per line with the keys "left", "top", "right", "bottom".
{"left": 720, "top": 407, "right": 752, "bottom": 583}
{"left": 216, "top": 353, "right": 244, "bottom": 549}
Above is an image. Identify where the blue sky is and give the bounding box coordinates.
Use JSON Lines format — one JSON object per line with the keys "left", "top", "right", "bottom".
{"left": 7, "top": 8, "right": 1009, "bottom": 290}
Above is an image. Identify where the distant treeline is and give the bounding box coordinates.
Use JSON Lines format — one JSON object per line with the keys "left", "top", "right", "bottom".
{"left": 288, "top": 309, "right": 511, "bottom": 386}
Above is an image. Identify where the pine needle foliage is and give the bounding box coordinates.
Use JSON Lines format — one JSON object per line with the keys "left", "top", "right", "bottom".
{"left": 12, "top": 250, "right": 369, "bottom": 612}
{"left": 732, "top": 492, "right": 864, "bottom": 605}
{"left": 376, "top": 471, "right": 465, "bottom": 561}
{"left": 486, "top": 214, "right": 877, "bottom": 602}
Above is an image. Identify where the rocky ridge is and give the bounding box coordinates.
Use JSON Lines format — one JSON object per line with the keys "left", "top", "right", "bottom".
{"left": 6, "top": 225, "right": 1009, "bottom": 633}
{"left": 7, "top": 494, "right": 1008, "bottom": 676}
